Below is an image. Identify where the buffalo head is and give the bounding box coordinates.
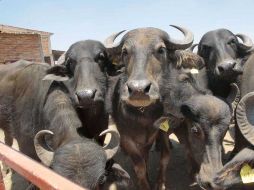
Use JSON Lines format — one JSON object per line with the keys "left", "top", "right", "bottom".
{"left": 181, "top": 95, "right": 231, "bottom": 190}
{"left": 158, "top": 50, "right": 209, "bottom": 119}
{"left": 34, "top": 129, "right": 130, "bottom": 189}
{"left": 197, "top": 29, "right": 253, "bottom": 83}
{"left": 43, "top": 40, "right": 112, "bottom": 109}
{"left": 105, "top": 25, "right": 194, "bottom": 107}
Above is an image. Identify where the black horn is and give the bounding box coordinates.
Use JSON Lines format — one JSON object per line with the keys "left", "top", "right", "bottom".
{"left": 236, "top": 92, "right": 254, "bottom": 145}
{"left": 227, "top": 83, "right": 240, "bottom": 111}
{"left": 236, "top": 33, "right": 253, "bottom": 51}
{"left": 104, "top": 30, "right": 126, "bottom": 49}
{"left": 167, "top": 25, "right": 194, "bottom": 50}
{"left": 187, "top": 43, "right": 198, "bottom": 52}
{"left": 99, "top": 129, "right": 120, "bottom": 160}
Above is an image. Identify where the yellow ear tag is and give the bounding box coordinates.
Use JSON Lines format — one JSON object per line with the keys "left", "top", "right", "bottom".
{"left": 240, "top": 164, "right": 254, "bottom": 184}
{"left": 159, "top": 119, "right": 170, "bottom": 132}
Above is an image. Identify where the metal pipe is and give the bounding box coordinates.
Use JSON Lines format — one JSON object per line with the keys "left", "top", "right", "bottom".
{"left": 0, "top": 167, "right": 5, "bottom": 190}
{"left": 0, "top": 142, "right": 87, "bottom": 190}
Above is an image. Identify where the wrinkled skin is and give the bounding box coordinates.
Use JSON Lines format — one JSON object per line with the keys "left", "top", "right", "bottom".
{"left": 213, "top": 148, "right": 254, "bottom": 189}
{"left": 107, "top": 27, "right": 194, "bottom": 190}
{"left": 198, "top": 29, "right": 252, "bottom": 98}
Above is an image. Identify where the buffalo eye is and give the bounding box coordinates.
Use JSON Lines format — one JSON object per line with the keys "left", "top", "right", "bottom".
{"left": 157, "top": 46, "right": 166, "bottom": 55}
{"left": 190, "top": 125, "right": 201, "bottom": 137}
{"left": 228, "top": 38, "right": 237, "bottom": 45}
{"left": 200, "top": 45, "right": 211, "bottom": 58}
{"left": 66, "top": 59, "right": 76, "bottom": 75}
{"left": 227, "top": 38, "right": 237, "bottom": 49}
{"left": 178, "top": 73, "right": 190, "bottom": 83}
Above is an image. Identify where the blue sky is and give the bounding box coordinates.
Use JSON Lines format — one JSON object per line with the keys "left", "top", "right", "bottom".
{"left": 1, "top": 0, "right": 253, "bottom": 50}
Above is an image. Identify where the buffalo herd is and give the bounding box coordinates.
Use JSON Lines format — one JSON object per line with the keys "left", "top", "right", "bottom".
{"left": 0, "top": 25, "right": 254, "bottom": 190}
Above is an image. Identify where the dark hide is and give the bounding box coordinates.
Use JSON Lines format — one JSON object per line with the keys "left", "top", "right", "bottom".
{"left": 46, "top": 40, "right": 115, "bottom": 145}
{"left": 198, "top": 29, "right": 253, "bottom": 98}
{"left": 52, "top": 139, "right": 130, "bottom": 190}
{"left": 107, "top": 27, "right": 194, "bottom": 190}
{"left": 156, "top": 51, "right": 232, "bottom": 189}
{"left": 0, "top": 60, "right": 129, "bottom": 189}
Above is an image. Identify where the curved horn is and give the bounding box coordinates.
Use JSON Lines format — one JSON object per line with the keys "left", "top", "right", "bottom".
{"left": 104, "top": 30, "right": 126, "bottom": 49}
{"left": 57, "top": 52, "right": 66, "bottom": 65}
{"left": 236, "top": 34, "right": 253, "bottom": 51}
{"left": 34, "top": 130, "right": 54, "bottom": 166}
{"left": 99, "top": 129, "right": 120, "bottom": 160}
{"left": 227, "top": 83, "right": 240, "bottom": 111}
{"left": 187, "top": 44, "right": 198, "bottom": 52}
{"left": 236, "top": 92, "right": 254, "bottom": 145}
{"left": 167, "top": 25, "right": 194, "bottom": 50}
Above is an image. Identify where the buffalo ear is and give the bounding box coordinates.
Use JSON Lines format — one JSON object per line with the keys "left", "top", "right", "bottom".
{"left": 43, "top": 65, "right": 70, "bottom": 81}
{"left": 180, "top": 104, "right": 199, "bottom": 122}
{"left": 109, "top": 163, "right": 130, "bottom": 186}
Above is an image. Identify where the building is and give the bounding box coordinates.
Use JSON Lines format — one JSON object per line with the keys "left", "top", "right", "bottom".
{"left": 0, "top": 24, "right": 54, "bottom": 64}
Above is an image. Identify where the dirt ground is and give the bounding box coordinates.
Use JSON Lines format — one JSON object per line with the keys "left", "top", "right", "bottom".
{"left": 0, "top": 124, "right": 236, "bottom": 190}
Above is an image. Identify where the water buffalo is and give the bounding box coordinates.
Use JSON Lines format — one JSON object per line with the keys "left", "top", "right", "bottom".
{"left": 34, "top": 129, "right": 129, "bottom": 190}
{"left": 105, "top": 25, "right": 194, "bottom": 190}
{"left": 154, "top": 51, "right": 236, "bottom": 189}
{"left": 197, "top": 29, "right": 253, "bottom": 98}
{"left": 2, "top": 40, "right": 113, "bottom": 147}
{"left": 0, "top": 40, "right": 129, "bottom": 189}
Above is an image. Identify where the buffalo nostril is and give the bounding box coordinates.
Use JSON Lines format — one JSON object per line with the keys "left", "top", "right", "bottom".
{"left": 144, "top": 83, "right": 151, "bottom": 94}
{"left": 218, "top": 65, "right": 225, "bottom": 73}
{"left": 201, "top": 181, "right": 212, "bottom": 190}
{"left": 231, "top": 62, "right": 236, "bottom": 67}
{"left": 127, "top": 85, "right": 133, "bottom": 95}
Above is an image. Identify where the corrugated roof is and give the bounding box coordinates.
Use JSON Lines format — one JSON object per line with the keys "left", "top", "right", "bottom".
{"left": 0, "top": 24, "right": 53, "bottom": 35}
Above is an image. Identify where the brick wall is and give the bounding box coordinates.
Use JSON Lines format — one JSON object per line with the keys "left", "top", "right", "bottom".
{"left": 0, "top": 33, "right": 44, "bottom": 64}
{"left": 0, "top": 25, "right": 53, "bottom": 64}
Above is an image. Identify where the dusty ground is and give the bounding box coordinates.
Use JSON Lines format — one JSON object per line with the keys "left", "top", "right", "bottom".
{"left": 0, "top": 125, "right": 236, "bottom": 190}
